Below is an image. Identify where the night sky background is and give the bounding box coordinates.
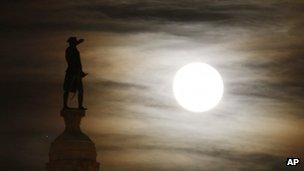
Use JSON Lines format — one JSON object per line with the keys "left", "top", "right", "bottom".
{"left": 1, "top": 0, "right": 304, "bottom": 170}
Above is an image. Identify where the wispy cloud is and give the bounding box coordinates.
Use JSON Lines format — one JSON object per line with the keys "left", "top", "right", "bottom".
{"left": 1, "top": 0, "right": 304, "bottom": 170}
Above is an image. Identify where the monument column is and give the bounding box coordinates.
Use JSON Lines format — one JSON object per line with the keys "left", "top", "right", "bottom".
{"left": 46, "top": 109, "right": 100, "bottom": 171}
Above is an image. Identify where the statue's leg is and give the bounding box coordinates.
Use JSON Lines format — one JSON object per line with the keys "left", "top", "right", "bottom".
{"left": 77, "top": 77, "right": 84, "bottom": 108}
{"left": 78, "top": 89, "right": 83, "bottom": 108}
{"left": 63, "top": 91, "right": 69, "bottom": 108}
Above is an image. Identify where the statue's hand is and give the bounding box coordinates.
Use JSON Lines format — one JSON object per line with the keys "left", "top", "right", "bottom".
{"left": 81, "top": 72, "right": 88, "bottom": 78}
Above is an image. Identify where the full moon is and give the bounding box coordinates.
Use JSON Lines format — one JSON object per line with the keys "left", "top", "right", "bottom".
{"left": 173, "top": 63, "right": 224, "bottom": 112}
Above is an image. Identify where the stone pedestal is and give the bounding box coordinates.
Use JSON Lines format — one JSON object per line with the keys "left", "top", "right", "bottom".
{"left": 46, "top": 109, "right": 100, "bottom": 171}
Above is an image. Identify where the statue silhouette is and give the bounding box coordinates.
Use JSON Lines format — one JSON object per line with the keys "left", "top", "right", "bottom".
{"left": 63, "top": 37, "right": 87, "bottom": 110}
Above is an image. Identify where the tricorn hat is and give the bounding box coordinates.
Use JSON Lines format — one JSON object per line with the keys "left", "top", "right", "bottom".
{"left": 67, "top": 37, "right": 84, "bottom": 45}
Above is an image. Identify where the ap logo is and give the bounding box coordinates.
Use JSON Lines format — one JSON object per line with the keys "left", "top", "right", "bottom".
{"left": 286, "top": 157, "right": 300, "bottom": 166}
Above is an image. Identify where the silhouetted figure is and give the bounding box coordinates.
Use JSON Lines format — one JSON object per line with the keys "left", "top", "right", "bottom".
{"left": 63, "top": 37, "right": 87, "bottom": 110}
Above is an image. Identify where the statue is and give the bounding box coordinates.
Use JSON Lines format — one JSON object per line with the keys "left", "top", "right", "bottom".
{"left": 63, "top": 37, "right": 88, "bottom": 110}
{"left": 47, "top": 37, "right": 100, "bottom": 171}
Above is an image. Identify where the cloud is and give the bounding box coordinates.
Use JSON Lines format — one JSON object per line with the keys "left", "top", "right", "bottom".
{"left": 77, "top": 3, "right": 232, "bottom": 22}
{"left": 94, "top": 132, "right": 284, "bottom": 170}
{"left": 2, "top": 0, "right": 302, "bottom": 34}
{"left": 1, "top": 1, "right": 304, "bottom": 170}
{"left": 93, "top": 79, "right": 147, "bottom": 90}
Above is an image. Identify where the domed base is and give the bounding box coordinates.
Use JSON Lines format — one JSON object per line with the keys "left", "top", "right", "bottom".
{"left": 47, "top": 109, "right": 100, "bottom": 171}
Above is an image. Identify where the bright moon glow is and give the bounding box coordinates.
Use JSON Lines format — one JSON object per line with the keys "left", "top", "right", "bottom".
{"left": 173, "top": 63, "right": 224, "bottom": 112}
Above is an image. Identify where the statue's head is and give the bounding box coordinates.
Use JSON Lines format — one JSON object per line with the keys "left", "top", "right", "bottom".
{"left": 67, "top": 37, "right": 84, "bottom": 46}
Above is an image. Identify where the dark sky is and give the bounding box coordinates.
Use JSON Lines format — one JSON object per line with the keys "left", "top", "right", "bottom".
{"left": 1, "top": 0, "right": 304, "bottom": 170}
